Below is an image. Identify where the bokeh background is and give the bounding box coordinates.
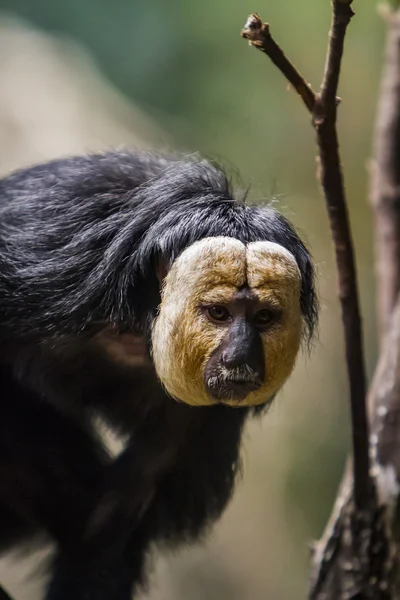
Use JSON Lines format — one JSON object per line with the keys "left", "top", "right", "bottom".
{"left": 0, "top": 1, "right": 385, "bottom": 598}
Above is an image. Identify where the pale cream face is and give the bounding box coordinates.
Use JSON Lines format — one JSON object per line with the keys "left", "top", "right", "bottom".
{"left": 151, "top": 237, "right": 303, "bottom": 407}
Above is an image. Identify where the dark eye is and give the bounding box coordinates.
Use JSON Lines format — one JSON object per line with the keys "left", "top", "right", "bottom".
{"left": 207, "top": 305, "right": 231, "bottom": 323}
{"left": 254, "top": 308, "right": 277, "bottom": 329}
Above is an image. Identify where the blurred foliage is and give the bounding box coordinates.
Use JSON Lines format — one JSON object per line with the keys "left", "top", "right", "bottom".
{"left": 0, "top": 1, "right": 387, "bottom": 599}
{"left": 0, "top": 0, "right": 384, "bottom": 168}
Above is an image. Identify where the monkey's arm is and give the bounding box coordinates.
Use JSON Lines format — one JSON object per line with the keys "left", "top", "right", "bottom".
{"left": 0, "top": 359, "right": 159, "bottom": 600}
{"left": 45, "top": 381, "right": 194, "bottom": 600}
{"left": 0, "top": 365, "right": 111, "bottom": 547}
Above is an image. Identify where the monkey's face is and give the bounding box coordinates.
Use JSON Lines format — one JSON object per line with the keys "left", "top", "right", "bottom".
{"left": 151, "top": 237, "right": 303, "bottom": 407}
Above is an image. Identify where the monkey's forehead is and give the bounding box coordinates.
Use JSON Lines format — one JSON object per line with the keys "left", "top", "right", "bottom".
{"left": 168, "top": 237, "right": 301, "bottom": 289}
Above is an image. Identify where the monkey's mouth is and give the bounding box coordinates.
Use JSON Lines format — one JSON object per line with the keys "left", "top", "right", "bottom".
{"left": 205, "top": 371, "right": 263, "bottom": 402}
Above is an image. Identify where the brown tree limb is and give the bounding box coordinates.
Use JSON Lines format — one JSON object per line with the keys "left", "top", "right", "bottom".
{"left": 368, "top": 4, "right": 400, "bottom": 500}
{"left": 241, "top": 1, "right": 400, "bottom": 598}
{"left": 314, "top": 0, "right": 370, "bottom": 513}
{"left": 309, "top": 291, "right": 400, "bottom": 597}
{"left": 242, "top": 0, "right": 370, "bottom": 512}
{"left": 310, "top": 4, "right": 400, "bottom": 598}
{"left": 370, "top": 9, "right": 400, "bottom": 343}
{"left": 241, "top": 15, "right": 317, "bottom": 113}
{"left": 370, "top": 295, "right": 400, "bottom": 491}
{"left": 319, "top": 1, "right": 354, "bottom": 107}
{"left": 309, "top": 308, "right": 400, "bottom": 598}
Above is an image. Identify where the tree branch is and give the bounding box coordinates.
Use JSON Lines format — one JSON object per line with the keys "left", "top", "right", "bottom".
{"left": 319, "top": 1, "right": 354, "bottom": 107}
{"left": 314, "top": 0, "right": 370, "bottom": 512}
{"left": 370, "top": 9, "right": 400, "bottom": 342}
{"left": 241, "top": 15, "right": 317, "bottom": 113}
{"left": 241, "top": 1, "right": 400, "bottom": 598}
{"left": 369, "top": 294, "right": 400, "bottom": 488}
{"left": 242, "top": 0, "right": 370, "bottom": 512}
{"left": 310, "top": 4, "right": 400, "bottom": 598}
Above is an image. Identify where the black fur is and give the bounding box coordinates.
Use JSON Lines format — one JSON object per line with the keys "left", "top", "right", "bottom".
{"left": 0, "top": 150, "right": 318, "bottom": 600}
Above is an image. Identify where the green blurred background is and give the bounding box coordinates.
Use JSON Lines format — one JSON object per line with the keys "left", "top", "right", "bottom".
{"left": 0, "top": 1, "right": 385, "bottom": 598}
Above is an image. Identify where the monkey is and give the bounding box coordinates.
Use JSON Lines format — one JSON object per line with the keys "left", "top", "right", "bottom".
{"left": 0, "top": 149, "right": 318, "bottom": 600}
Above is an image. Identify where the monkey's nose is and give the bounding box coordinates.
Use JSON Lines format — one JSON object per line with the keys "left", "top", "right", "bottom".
{"left": 221, "top": 349, "right": 241, "bottom": 369}
{"left": 220, "top": 320, "right": 265, "bottom": 377}
{"left": 221, "top": 347, "right": 263, "bottom": 378}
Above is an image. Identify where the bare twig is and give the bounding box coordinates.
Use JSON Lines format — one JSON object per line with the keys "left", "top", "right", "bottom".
{"left": 319, "top": 1, "right": 354, "bottom": 107}
{"left": 242, "top": 0, "right": 369, "bottom": 512}
{"left": 370, "top": 9, "right": 400, "bottom": 342}
{"left": 241, "top": 15, "right": 317, "bottom": 112}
